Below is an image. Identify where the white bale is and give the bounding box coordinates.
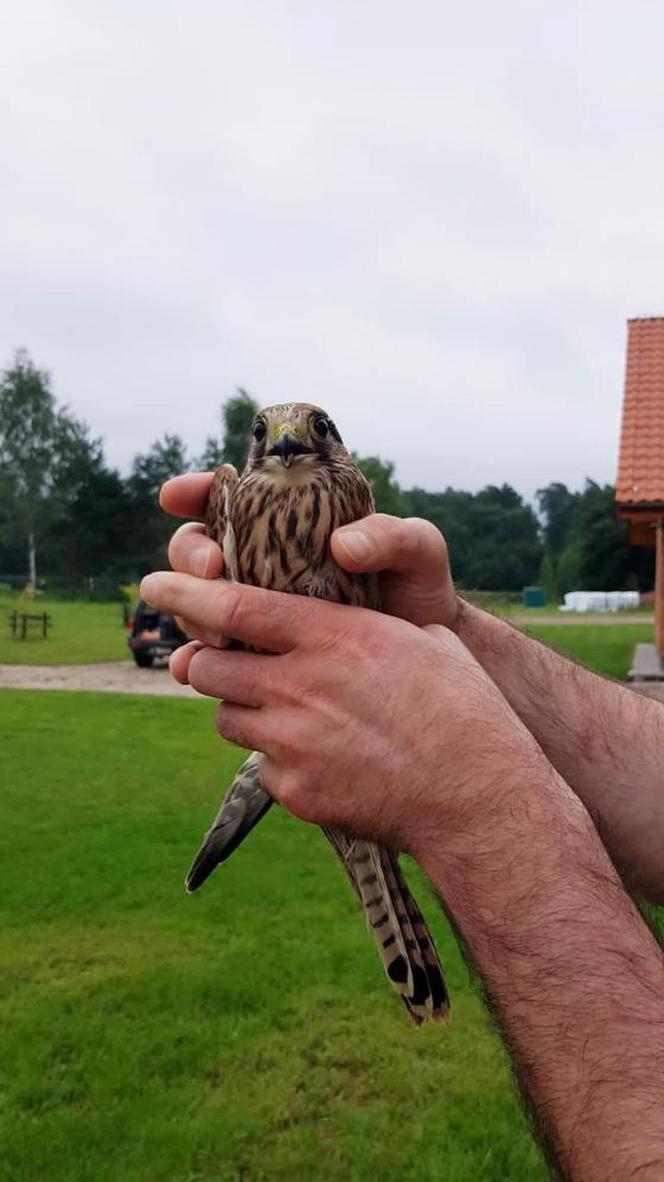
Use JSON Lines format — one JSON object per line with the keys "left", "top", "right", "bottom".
{"left": 560, "top": 590, "right": 640, "bottom": 613}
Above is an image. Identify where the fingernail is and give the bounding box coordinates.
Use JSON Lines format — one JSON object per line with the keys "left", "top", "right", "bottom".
{"left": 336, "top": 529, "right": 373, "bottom": 563}
{"left": 191, "top": 544, "right": 211, "bottom": 578}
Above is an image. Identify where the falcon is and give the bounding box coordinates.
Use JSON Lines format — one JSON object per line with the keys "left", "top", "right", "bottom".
{"left": 186, "top": 403, "right": 449, "bottom": 1024}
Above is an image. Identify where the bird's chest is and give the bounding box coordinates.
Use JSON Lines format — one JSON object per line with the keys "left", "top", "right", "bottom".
{"left": 224, "top": 472, "right": 378, "bottom": 608}
{"left": 226, "top": 479, "right": 334, "bottom": 593}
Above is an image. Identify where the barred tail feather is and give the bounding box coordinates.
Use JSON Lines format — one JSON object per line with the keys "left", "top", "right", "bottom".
{"left": 379, "top": 849, "right": 450, "bottom": 1022}
{"left": 323, "top": 828, "right": 450, "bottom": 1024}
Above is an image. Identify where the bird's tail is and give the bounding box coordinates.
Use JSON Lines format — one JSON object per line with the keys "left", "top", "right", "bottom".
{"left": 323, "top": 829, "right": 450, "bottom": 1024}
{"left": 185, "top": 757, "right": 450, "bottom": 1023}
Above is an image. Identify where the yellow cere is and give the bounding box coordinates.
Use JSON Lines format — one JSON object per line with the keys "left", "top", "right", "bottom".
{"left": 273, "top": 421, "right": 305, "bottom": 442}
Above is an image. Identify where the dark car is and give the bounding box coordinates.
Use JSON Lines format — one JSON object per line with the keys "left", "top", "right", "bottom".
{"left": 127, "top": 600, "right": 187, "bottom": 667}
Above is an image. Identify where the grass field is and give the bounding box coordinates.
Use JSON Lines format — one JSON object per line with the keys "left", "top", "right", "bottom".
{"left": 0, "top": 598, "right": 129, "bottom": 665}
{"left": 0, "top": 690, "right": 545, "bottom": 1182}
{"left": 523, "top": 622, "right": 652, "bottom": 680}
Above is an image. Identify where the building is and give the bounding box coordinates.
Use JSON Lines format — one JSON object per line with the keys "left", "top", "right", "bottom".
{"left": 616, "top": 317, "right": 664, "bottom": 667}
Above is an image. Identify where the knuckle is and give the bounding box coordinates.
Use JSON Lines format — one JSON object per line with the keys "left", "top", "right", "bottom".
{"left": 168, "top": 522, "right": 203, "bottom": 566}
{"left": 187, "top": 648, "right": 209, "bottom": 693}
{"left": 214, "top": 702, "right": 244, "bottom": 745}
{"left": 406, "top": 515, "right": 440, "bottom": 546}
{"left": 277, "top": 770, "right": 311, "bottom": 817}
{"left": 392, "top": 517, "right": 416, "bottom": 553}
{"left": 406, "top": 517, "right": 448, "bottom": 564}
{"left": 372, "top": 513, "right": 409, "bottom": 551}
{"left": 267, "top": 715, "right": 303, "bottom": 766}
{"left": 174, "top": 613, "right": 191, "bottom": 636}
{"left": 362, "top": 511, "right": 389, "bottom": 534}
{"left": 167, "top": 537, "right": 180, "bottom": 568}
{"left": 169, "top": 644, "right": 191, "bottom": 683}
{"left": 217, "top": 582, "right": 245, "bottom": 638}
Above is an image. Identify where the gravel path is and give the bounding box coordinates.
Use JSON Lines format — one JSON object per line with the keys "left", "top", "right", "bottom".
{"left": 3, "top": 657, "right": 663, "bottom": 703}
{"left": 0, "top": 661, "right": 200, "bottom": 698}
{"left": 631, "top": 682, "right": 664, "bottom": 703}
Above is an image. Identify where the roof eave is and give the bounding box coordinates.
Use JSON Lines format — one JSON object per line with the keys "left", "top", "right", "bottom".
{"left": 616, "top": 500, "right": 664, "bottom": 511}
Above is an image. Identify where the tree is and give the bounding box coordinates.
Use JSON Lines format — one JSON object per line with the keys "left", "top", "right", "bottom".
{"left": 404, "top": 487, "right": 475, "bottom": 581}
{"left": 196, "top": 434, "right": 224, "bottom": 471}
{"left": 222, "top": 388, "right": 258, "bottom": 471}
{"left": 47, "top": 449, "right": 135, "bottom": 588}
{"left": 195, "top": 388, "right": 259, "bottom": 473}
{"left": 575, "top": 481, "right": 633, "bottom": 590}
{"left": 555, "top": 536, "right": 583, "bottom": 597}
{"left": 462, "top": 485, "right": 542, "bottom": 590}
{"left": 536, "top": 482, "right": 579, "bottom": 556}
{"left": 403, "top": 484, "right": 541, "bottom": 590}
{"left": 128, "top": 434, "right": 189, "bottom": 503}
{"left": 355, "top": 455, "right": 408, "bottom": 515}
{"left": 0, "top": 350, "right": 98, "bottom": 587}
{"left": 538, "top": 481, "right": 654, "bottom": 596}
{"left": 127, "top": 434, "right": 190, "bottom": 575}
{"left": 538, "top": 550, "right": 558, "bottom": 603}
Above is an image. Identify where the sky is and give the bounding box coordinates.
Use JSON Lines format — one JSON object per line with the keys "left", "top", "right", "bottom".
{"left": 1, "top": 0, "right": 664, "bottom": 498}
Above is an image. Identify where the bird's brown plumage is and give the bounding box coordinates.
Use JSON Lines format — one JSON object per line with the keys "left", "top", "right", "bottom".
{"left": 186, "top": 402, "right": 449, "bottom": 1023}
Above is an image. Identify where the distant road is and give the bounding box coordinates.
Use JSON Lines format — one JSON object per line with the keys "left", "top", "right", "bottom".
{"left": 0, "top": 662, "right": 200, "bottom": 697}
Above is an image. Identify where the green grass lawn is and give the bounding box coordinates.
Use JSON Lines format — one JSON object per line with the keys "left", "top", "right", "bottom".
{"left": 0, "top": 690, "right": 545, "bottom": 1182}
{"left": 523, "top": 623, "right": 653, "bottom": 680}
{"left": 0, "top": 587, "right": 654, "bottom": 684}
{"left": 0, "top": 599, "right": 129, "bottom": 665}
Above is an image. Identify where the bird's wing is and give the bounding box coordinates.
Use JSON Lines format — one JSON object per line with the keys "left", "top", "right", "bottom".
{"left": 205, "top": 463, "right": 239, "bottom": 549}
{"left": 185, "top": 752, "right": 272, "bottom": 891}
{"left": 322, "top": 828, "right": 449, "bottom": 1024}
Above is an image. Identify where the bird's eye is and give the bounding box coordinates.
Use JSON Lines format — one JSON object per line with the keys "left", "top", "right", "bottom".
{"left": 252, "top": 421, "right": 267, "bottom": 442}
{"left": 313, "top": 417, "right": 329, "bottom": 439}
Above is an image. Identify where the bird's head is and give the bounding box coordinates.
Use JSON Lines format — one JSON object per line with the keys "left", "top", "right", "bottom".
{"left": 245, "top": 403, "right": 348, "bottom": 475}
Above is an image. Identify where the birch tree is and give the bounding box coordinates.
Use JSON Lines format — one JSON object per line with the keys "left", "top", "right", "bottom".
{"left": 0, "top": 350, "right": 95, "bottom": 588}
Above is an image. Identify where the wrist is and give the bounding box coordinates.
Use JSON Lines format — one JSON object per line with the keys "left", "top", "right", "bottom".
{"left": 454, "top": 595, "right": 489, "bottom": 643}
{"left": 418, "top": 762, "right": 664, "bottom": 1181}
{"left": 413, "top": 750, "right": 592, "bottom": 917}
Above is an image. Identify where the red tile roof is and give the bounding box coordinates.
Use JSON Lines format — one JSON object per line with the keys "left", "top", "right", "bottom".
{"left": 616, "top": 317, "right": 664, "bottom": 505}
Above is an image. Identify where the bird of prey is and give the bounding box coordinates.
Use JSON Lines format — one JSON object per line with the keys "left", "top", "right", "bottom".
{"left": 185, "top": 403, "right": 449, "bottom": 1024}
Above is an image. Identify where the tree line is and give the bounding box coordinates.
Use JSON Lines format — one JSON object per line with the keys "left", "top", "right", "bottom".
{"left": 0, "top": 351, "right": 653, "bottom": 598}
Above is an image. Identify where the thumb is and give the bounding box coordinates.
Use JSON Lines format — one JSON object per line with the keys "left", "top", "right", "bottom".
{"left": 331, "top": 514, "right": 458, "bottom": 630}
{"left": 332, "top": 514, "right": 448, "bottom": 580}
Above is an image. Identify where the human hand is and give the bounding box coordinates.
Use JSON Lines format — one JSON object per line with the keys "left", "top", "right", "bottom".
{"left": 160, "top": 474, "right": 459, "bottom": 632}
{"left": 139, "top": 569, "right": 542, "bottom": 862}
{"left": 160, "top": 474, "right": 226, "bottom": 645}
{"left": 331, "top": 513, "right": 458, "bottom": 629}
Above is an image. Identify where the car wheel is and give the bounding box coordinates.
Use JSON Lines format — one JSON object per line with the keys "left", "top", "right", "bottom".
{"left": 133, "top": 652, "right": 154, "bottom": 668}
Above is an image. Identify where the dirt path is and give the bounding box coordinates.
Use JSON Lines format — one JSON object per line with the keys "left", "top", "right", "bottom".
{"left": 630, "top": 682, "right": 664, "bottom": 703}
{"left": 0, "top": 661, "right": 200, "bottom": 698}
{"left": 3, "top": 659, "right": 663, "bottom": 705}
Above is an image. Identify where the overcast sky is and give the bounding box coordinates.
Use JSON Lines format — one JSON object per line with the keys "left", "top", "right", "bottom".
{"left": 1, "top": 1, "right": 663, "bottom": 498}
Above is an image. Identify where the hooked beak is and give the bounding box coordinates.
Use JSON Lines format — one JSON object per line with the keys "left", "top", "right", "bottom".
{"left": 268, "top": 432, "right": 314, "bottom": 468}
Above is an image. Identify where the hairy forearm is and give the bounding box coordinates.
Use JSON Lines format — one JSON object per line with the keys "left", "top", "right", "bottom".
{"left": 457, "top": 601, "right": 664, "bottom": 902}
{"left": 418, "top": 762, "right": 664, "bottom": 1181}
